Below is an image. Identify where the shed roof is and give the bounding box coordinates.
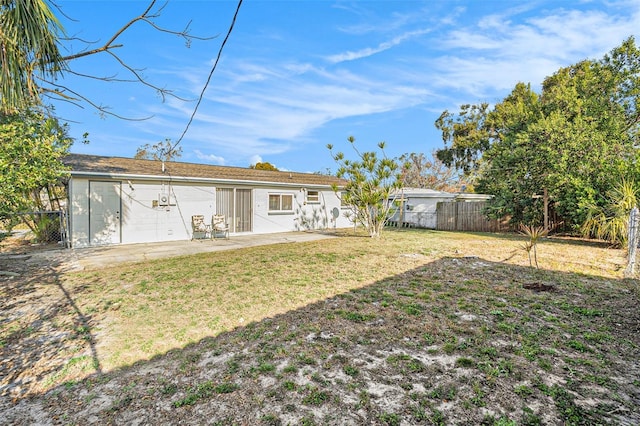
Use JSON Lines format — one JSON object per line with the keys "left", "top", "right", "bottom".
{"left": 398, "top": 187, "right": 456, "bottom": 198}
{"left": 62, "top": 154, "right": 346, "bottom": 188}
{"left": 391, "top": 187, "right": 492, "bottom": 200}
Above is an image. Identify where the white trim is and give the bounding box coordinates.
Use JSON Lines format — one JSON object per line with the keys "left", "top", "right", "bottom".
{"left": 67, "top": 170, "right": 340, "bottom": 190}
{"left": 455, "top": 193, "right": 493, "bottom": 201}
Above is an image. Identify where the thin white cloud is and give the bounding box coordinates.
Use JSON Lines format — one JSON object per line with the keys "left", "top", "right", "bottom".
{"left": 126, "top": 0, "right": 640, "bottom": 169}
{"left": 335, "top": 4, "right": 445, "bottom": 35}
{"left": 249, "top": 154, "right": 262, "bottom": 165}
{"left": 428, "top": 55, "right": 559, "bottom": 100}
{"left": 432, "top": 4, "right": 640, "bottom": 99}
{"left": 194, "top": 150, "right": 225, "bottom": 165}
{"left": 135, "top": 56, "right": 433, "bottom": 165}
{"left": 438, "top": 6, "right": 467, "bottom": 26}
{"left": 326, "top": 28, "right": 432, "bottom": 63}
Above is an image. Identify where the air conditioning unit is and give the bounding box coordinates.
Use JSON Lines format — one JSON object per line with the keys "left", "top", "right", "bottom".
{"left": 158, "top": 193, "right": 171, "bottom": 206}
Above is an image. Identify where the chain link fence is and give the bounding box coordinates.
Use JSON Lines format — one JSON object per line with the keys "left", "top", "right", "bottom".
{"left": 625, "top": 207, "right": 640, "bottom": 278}
{"left": 9, "top": 211, "right": 69, "bottom": 247}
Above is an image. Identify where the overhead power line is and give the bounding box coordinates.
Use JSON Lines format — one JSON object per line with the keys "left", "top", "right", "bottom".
{"left": 170, "top": 0, "right": 243, "bottom": 154}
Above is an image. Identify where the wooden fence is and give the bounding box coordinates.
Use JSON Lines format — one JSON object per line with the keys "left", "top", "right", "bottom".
{"left": 436, "top": 201, "right": 510, "bottom": 232}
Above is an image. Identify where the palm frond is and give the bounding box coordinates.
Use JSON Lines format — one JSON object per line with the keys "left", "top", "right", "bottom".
{"left": 0, "top": 0, "right": 66, "bottom": 112}
{"left": 581, "top": 178, "right": 639, "bottom": 247}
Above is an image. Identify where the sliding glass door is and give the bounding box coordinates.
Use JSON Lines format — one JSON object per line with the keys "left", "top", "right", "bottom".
{"left": 216, "top": 188, "right": 252, "bottom": 233}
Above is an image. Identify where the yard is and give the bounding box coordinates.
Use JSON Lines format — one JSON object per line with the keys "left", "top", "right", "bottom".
{"left": 1, "top": 229, "right": 639, "bottom": 425}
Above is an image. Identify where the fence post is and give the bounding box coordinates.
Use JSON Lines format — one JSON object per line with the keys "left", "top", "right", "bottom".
{"left": 625, "top": 207, "right": 640, "bottom": 278}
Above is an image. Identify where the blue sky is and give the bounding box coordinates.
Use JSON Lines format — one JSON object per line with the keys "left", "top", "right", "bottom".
{"left": 55, "top": 0, "right": 640, "bottom": 173}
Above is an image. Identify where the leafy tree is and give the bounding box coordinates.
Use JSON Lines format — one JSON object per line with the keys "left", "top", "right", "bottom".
{"left": 250, "top": 162, "right": 278, "bottom": 171}
{"left": 328, "top": 136, "right": 406, "bottom": 238}
{"left": 0, "top": 109, "right": 72, "bottom": 233}
{"left": 134, "top": 139, "right": 182, "bottom": 161}
{"left": 435, "top": 37, "right": 640, "bottom": 231}
{"left": 398, "top": 151, "right": 464, "bottom": 192}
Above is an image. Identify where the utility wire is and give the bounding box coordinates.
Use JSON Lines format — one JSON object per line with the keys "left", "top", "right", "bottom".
{"left": 170, "top": 0, "right": 243, "bottom": 154}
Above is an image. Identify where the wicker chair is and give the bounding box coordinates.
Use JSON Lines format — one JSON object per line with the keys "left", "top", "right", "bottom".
{"left": 191, "top": 215, "right": 210, "bottom": 240}
{"left": 211, "top": 215, "right": 230, "bottom": 239}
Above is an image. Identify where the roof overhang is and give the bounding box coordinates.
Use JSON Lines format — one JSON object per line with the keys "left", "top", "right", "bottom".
{"left": 67, "top": 170, "right": 342, "bottom": 190}
{"left": 454, "top": 193, "right": 493, "bottom": 201}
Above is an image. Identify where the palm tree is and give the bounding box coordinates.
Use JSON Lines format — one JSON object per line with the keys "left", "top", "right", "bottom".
{"left": 582, "top": 179, "right": 639, "bottom": 247}
{"left": 0, "top": 0, "right": 66, "bottom": 113}
{"left": 520, "top": 224, "right": 548, "bottom": 268}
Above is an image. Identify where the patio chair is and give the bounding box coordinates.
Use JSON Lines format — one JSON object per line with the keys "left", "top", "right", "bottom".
{"left": 211, "top": 215, "right": 230, "bottom": 239}
{"left": 191, "top": 215, "right": 210, "bottom": 240}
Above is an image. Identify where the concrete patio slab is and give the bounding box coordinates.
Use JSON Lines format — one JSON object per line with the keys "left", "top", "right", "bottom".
{"left": 30, "top": 231, "right": 339, "bottom": 272}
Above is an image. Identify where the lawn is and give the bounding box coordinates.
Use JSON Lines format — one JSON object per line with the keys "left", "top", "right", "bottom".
{"left": 1, "top": 229, "right": 639, "bottom": 425}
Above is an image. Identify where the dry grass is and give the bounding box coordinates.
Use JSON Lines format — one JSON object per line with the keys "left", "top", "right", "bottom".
{"left": 62, "top": 230, "right": 623, "bottom": 371}
{"left": 2, "top": 229, "right": 638, "bottom": 425}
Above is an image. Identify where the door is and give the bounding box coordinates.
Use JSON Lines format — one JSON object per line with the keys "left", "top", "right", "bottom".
{"left": 216, "top": 188, "right": 252, "bottom": 233}
{"left": 235, "top": 189, "right": 252, "bottom": 232}
{"left": 89, "top": 181, "right": 122, "bottom": 245}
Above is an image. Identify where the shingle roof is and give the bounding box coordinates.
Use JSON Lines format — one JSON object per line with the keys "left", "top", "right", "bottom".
{"left": 62, "top": 154, "right": 345, "bottom": 187}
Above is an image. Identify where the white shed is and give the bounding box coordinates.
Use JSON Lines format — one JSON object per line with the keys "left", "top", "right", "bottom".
{"left": 387, "top": 188, "right": 492, "bottom": 229}
{"left": 63, "top": 154, "right": 351, "bottom": 248}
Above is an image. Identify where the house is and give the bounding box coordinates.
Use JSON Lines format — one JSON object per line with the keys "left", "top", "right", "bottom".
{"left": 387, "top": 187, "right": 492, "bottom": 229}
{"left": 62, "top": 154, "right": 351, "bottom": 248}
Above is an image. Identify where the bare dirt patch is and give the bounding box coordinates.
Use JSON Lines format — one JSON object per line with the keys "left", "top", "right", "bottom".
{"left": 522, "top": 282, "right": 555, "bottom": 292}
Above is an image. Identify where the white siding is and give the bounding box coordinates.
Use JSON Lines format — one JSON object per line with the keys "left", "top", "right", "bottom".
{"left": 389, "top": 195, "right": 454, "bottom": 229}
{"left": 404, "top": 197, "right": 441, "bottom": 229}
{"left": 119, "top": 182, "right": 216, "bottom": 244}
{"left": 69, "top": 177, "right": 353, "bottom": 247}
{"left": 252, "top": 187, "right": 299, "bottom": 233}
{"left": 252, "top": 188, "right": 350, "bottom": 234}
{"left": 70, "top": 178, "right": 215, "bottom": 247}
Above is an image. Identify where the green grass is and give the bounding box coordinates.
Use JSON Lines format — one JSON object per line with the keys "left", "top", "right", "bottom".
{"left": 379, "top": 412, "right": 401, "bottom": 425}
{"left": 57, "top": 231, "right": 623, "bottom": 374}
{"left": 173, "top": 381, "right": 239, "bottom": 407}
{"left": 4, "top": 229, "right": 638, "bottom": 425}
{"left": 302, "top": 387, "right": 330, "bottom": 406}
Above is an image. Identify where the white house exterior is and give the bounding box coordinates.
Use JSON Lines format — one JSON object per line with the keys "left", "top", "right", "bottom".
{"left": 388, "top": 188, "right": 492, "bottom": 229}
{"left": 63, "top": 154, "right": 351, "bottom": 248}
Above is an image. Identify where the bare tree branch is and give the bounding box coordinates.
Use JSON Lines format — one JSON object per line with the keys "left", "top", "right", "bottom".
{"left": 60, "top": 1, "right": 158, "bottom": 62}
{"left": 62, "top": 69, "right": 133, "bottom": 84}
{"left": 40, "top": 79, "right": 154, "bottom": 121}
{"left": 60, "top": 1, "right": 216, "bottom": 63}
{"left": 39, "top": 0, "right": 217, "bottom": 119}
{"left": 105, "top": 50, "right": 193, "bottom": 102}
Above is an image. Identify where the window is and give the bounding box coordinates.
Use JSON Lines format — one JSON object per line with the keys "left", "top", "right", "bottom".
{"left": 269, "top": 193, "right": 293, "bottom": 212}
{"left": 306, "top": 190, "right": 319, "bottom": 203}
